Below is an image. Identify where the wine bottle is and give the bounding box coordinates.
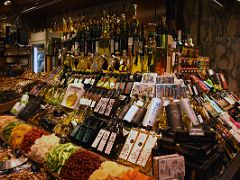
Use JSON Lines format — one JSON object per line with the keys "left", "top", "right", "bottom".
{"left": 160, "top": 16, "right": 167, "bottom": 49}
{"left": 131, "top": 98, "right": 149, "bottom": 126}
{"left": 74, "top": 117, "right": 92, "bottom": 142}
{"left": 117, "top": 95, "right": 137, "bottom": 121}
{"left": 120, "top": 13, "right": 128, "bottom": 54}
{"left": 104, "top": 90, "right": 120, "bottom": 117}
{"left": 81, "top": 119, "right": 102, "bottom": 147}
{"left": 106, "top": 121, "right": 126, "bottom": 159}
{"left": 123, "top": 98, "right": 144, "bottom": 124}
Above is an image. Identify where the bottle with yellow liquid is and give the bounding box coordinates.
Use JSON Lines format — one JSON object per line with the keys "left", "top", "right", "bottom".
{"left": 77, "top": 52, "right": 88, "bottom": 71}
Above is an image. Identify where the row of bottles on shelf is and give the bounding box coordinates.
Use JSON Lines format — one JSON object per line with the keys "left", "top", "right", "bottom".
{"left": 40, "top": 68, "right": 238, "bottom": 130}
{"left": 43, "top": 3, "right": 202, "bottom": 76}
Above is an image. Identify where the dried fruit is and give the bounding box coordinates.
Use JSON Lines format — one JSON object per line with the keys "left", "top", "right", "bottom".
{"left": 60, "top": 149, "right": 102, "bottom": 180}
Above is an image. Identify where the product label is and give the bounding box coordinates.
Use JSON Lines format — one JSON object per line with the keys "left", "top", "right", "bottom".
{"left": 136, "top": 134, "right": 157, "bottom": 167}
{"left": 187, "top": 84, "right": 193, "bottom": 95}
{"left": 94, "top": 98, "right": 104, "bottom": 112}
{"left": 95, "top": 41, "right": 99, "bottom": 53}
{"left": 197, "top": 114, "right": 204, "bottom": 123}
{"left": 90, "top": 79, "right": 95, "bottom": 86}
{"left": 192, "top": 85, "right": 198, "bottom": 96}
{"left": 104, "top": 99, "right": 115, "bottom": 116}
{"left": 91, "top": 129, "right": 106, "bottom": 148}
{"left": 110, "top": 39, "right": 114, "bottom": 54}
{"left": 119, "top": 129, "right": 139, "bottom": 160}
{"left": 97, "top": 130, "right": 111, "bottom": 152}
{"left": 98, "top": 98, "right": 110, "bottom": 114}
{"left": 139, "top": 41, "right": 143, "bottom": 54}
{"left": 104, "top": 132, "right": 117, "bottom": 155}
{"left": 115, "top": 41, "right": 119, "bottom": 51}
{"left": 128, "top": 37, "right": 133, "bottom": 46}
{"left": 90, "top": 101, "right": 96, "bottom": 108}
{"left": 127, "top": 132, "right": 148, "bottom": 164}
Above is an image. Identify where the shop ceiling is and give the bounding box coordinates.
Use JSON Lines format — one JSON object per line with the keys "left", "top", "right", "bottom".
{"left": 0, "top": 0, "right": 237, "bottom": 26}
{"left": 0, "top": 0, "right": 122, "bottom": 20}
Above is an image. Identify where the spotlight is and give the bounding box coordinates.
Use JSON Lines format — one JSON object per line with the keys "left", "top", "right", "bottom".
{"left": 4, "top": 0, "right": 11, "bottom": 6}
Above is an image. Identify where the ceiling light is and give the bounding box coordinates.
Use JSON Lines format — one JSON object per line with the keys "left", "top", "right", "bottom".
{"left": 4, "top": 0, "right": 11, "bottom": 6}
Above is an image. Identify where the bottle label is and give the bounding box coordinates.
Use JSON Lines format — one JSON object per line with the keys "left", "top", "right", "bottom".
{"left": 90, "top": 101, "right": 96, "bottom": 108}
{"left": 115, "top": 41, "right": 119, "bottom": 51}
{"left": 171, "top": 52, "right": 176, "bottom": 66}
{"left": 139, "top": 41, "right": 143, "bottom": 54}
{"left": 110, "top": 82, "right": 115, "bottom": 89}
{"left": 187, "top": 84, "right": 193, "bottom": 95}
{"left": 192, "top": 85, "right": 198, "bottom": 96}
{"left": 94, "top": 98, "right": 104, "bottom": 112}
{"left": 124, "top": 82, "right": 134, "bottom": 95}
{"left": 84, "top": 78, "right": 90, "bottom": 84}
{"left": 104, "top": 132, "right": 117, "bottom": 155}
{"left": 71, "top": 120, "right": 77, "bottom": 127}
{"left": 136, "top": 100, "right": 144, "bottom": 107}
{"left": 95, "top": 41, "right": 99, "bottom": 53}
{"left": 127, "top": 132, "right": 148, "bottom": 164}
{"left": 97, "top": 130, "right": 111, "bottom": 152}
{"left": 136, "top": 134, "right": 157, "bottom": 167}
{"left": 119, "top": 129, "right": 139, "bottom": 160}
{"left": 110, "top": 39, "right": 114, "bottom": 54}
{"left": 128, "top": 37, "right": 133, "bottom": 46}
{"left": 91, "top": 129, "right": 106, "bottom": 148}
{"left": 230, "top": 129, "right": 240, "bottom": 143}
{"left": 210, "top": 100, "right": 222, "bottom": 114}
{"left": 87, "top": 99, "right": 92, "bottom": 107}
{"left": 84, "top": 41, "right": 88, "bottom": 54}
{"left": 197, "top": 114, "right": 204, "bottom": 124}
{"left": 98, "top": 98, "right": 110, "bottom": 114}
{"left": 161, "top": 34, "right": 166, "bottom": 48}
{"left": 104, "top": 99, "right": 115, "bottom": 116}
{"left": 90, "top": 79, "right": 95, "bottom": 86}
